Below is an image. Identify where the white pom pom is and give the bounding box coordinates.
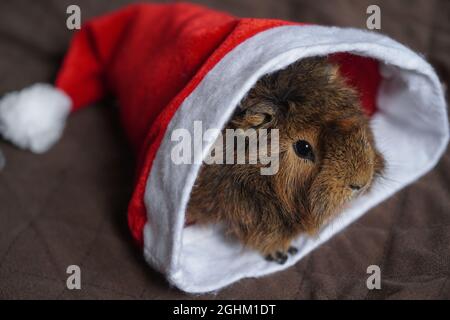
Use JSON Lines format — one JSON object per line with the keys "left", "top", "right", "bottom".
{"left": 0, "top": 83, "right": 72, "bottom": 153}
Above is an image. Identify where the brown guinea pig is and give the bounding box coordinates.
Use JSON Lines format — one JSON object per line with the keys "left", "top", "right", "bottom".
{"left": 186, "top": 56, "right": 385, "bottom": 264}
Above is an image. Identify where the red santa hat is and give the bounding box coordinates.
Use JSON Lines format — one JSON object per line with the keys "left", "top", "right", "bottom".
{"left": 0, "top": 3, "right": 448, "bottom": 293}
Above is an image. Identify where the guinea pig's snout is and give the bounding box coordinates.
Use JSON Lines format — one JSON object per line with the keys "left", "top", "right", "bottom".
{"left": 348, "top": 175, "right": 371, "bottom": 195}
{"left": 349, "top": 183, "right": 363, "bottom": 191}
{"left": 346, "top": 156, "right": 374, "bottom": 196}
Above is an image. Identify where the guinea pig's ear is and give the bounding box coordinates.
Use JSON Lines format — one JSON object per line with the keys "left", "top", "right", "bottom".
{"left": 324, "top": 63, "right": 340, "bottom": 82}
{"left": 231, "top": 103, "right": 276, "bottom": 129}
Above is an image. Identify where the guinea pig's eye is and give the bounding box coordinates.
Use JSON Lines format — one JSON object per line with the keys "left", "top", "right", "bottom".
{"left": 293, "top": 140, "right": 315, "bottom": 162}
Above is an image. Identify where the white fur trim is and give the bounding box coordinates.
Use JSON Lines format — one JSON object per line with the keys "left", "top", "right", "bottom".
{"left": 143, "top": 25, "right": 449, "bottom": 293}
{"left": 0, "top": 83, "right": 72, "bottom": 153}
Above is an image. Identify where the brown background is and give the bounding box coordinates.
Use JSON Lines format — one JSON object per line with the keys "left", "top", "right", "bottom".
{"left": 0, "top": 0, "right": 449, "bottom": 299}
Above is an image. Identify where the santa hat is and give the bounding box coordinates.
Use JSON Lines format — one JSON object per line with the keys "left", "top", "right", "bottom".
{"left": 0, "top": 3, "right": 448, "bottom": 293}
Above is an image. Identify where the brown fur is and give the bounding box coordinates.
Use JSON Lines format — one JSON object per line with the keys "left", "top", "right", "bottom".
{"left": 186, "top": 57, "right": 385, "bottom": 260}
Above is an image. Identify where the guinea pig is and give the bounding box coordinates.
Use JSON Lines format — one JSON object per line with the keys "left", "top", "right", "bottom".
{"left": 186, "top": 56, "right": 385, "bottom": 264}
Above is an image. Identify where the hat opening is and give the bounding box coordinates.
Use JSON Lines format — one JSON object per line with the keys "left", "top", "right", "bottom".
{"left": 142, "top": 25, "right": 448, "bottom": 293}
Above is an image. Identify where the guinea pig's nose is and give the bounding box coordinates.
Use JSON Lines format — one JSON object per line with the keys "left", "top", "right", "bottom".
{"left": 349, "top": 184, "right": 362, "bottom": 191}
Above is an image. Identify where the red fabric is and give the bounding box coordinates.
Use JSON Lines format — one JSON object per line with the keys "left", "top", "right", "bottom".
{"left": 329, "top": 53, "right": 381, "bottom": 116}
{"left": 54, "top": 3, "right": 381, "bottom": 246}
